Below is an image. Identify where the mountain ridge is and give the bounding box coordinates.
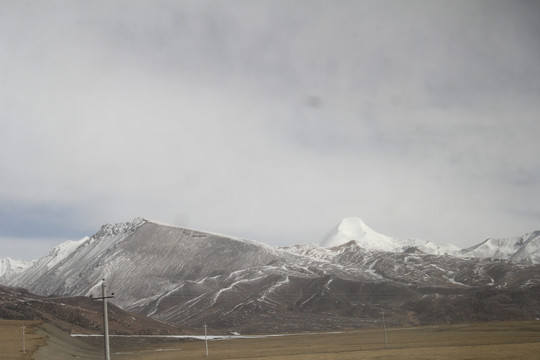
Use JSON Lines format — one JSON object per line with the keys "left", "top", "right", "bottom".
{"left": 2, "top": 217, "right": 539, "bottom": 271}
{"left": 4, "top": 217, "right": 540, "bottom": 333}
{"left": 461, "top": 230, "right": 540, "bottom": 264}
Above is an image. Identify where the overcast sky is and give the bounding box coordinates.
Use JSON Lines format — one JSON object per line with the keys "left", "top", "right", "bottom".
{"left": 1, "top": 0, "right": 539, "bottom": 260}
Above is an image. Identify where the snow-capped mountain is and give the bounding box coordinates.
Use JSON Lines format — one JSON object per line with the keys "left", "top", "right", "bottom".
{"left": 7, "top": 217, "right": 540, "bottom": 333}
{"left": 320, "top": 217, "right": 459, "bottom": 255}
{"left": 0, "top": 258, "right": 32, "bottom": 282}
{"left": 461, "top": 230, "right": 540, "bottom": 264}
{"left": 320, "top": 217, "right": 396, "bottom": 249}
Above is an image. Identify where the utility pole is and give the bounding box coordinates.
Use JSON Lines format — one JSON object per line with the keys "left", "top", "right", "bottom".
{"left": 90, "top": 279, "right": 114, "bottom": 360}
{"left": 381, "top": 310, "right": 388, "bottom": 349}
{"left": 204, "top": 323, "right": 209, "bottom": 357}
{"left": 21, "top": 323, "right": 25, "bottom": 354}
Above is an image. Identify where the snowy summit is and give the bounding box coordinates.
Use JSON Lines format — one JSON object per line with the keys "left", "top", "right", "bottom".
{"left": 320, "top": 217, "right": 458, "bottom": 255}
{"left": 320, "top": 217, "right": 397, "bottom": 251}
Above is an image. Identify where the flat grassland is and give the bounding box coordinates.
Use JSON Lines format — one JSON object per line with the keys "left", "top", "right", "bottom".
{"left": 2, "top": 320, "right": 540, "bottom": 359}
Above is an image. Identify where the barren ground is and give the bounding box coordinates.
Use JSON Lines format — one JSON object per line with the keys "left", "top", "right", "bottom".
{"left": 2, "top": 320, "right": 540, "bottom": 359}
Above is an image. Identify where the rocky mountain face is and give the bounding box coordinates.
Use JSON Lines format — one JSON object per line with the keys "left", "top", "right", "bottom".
{"left": 4, "top": 218, "right": 540, "bottom": 333}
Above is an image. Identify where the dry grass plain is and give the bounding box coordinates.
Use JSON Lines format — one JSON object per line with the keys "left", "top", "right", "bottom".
{"left": 2, "top": 320, "right": 540, "bottom": 359}
{"left": 107, "top": 321, "right": 540, "bottom": 360}
{"left": 0, "top": 320, "right": 45, "bottom": 359}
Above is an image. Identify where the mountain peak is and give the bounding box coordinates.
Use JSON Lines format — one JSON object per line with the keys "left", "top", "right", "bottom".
{"left": 319, "top": 217, "right": 459, "bottom": 255}
{"left": 320, "top": 217, "right": 397, "bottom": 250}
{"left": 336, "top": 217, "right": 379, "bottom": 238}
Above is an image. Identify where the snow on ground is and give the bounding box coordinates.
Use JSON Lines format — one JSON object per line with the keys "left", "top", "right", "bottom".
{"left": 71, "top": 331, "right": 343, "bottom": 340}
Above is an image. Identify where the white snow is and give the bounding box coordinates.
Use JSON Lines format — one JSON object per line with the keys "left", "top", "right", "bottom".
{"left": 71, "top": 331, "right": 342, "bottom": 340}
{"left": 184, "top": 292, "right": 209, "bottom": 309}
{"left": 212, "top": 276, "right": 266, "bottom": 304}
{"left": 258, "top": 276, "right": 290, "bottom": 304}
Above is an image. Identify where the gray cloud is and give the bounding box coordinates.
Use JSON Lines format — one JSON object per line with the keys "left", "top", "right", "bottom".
{"left": 1, "top": 0, "right": 539, "bottom": 260}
